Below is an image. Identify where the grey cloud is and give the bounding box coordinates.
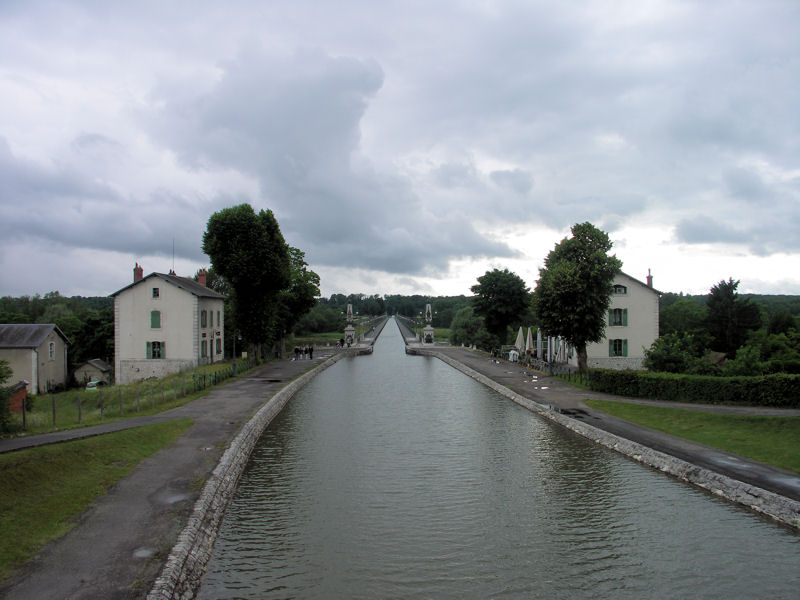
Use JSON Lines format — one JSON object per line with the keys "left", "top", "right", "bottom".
{"left": 723, "top": 167, "right": 768, "bottom": 203}
{"left": 433, "top": 162, "right": 478, "bottom": 189}
{"left": 490, "top": 169, "right": 533, "bottom": 195}
{"left": 147, "top": 45, "right": 517, "bottom": 275}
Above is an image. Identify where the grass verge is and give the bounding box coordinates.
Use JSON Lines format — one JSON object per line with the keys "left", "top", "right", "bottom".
{"left": 584, "top": 399, "right": 800, "bottom": 474}
{"left": 0, "top": 418, "right": 193, "bottom": 581}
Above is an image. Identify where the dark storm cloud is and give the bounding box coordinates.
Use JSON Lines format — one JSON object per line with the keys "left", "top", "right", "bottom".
{"left": 146, "top": 45, "right": 516, "bottom": 274}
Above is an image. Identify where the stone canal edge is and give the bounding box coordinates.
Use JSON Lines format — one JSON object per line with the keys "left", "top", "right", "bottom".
{"left": 149, "top": 348, "right": 800, "bottom": 599}
{"left": 147, "top": 351, "right": 349, "bottom": 600}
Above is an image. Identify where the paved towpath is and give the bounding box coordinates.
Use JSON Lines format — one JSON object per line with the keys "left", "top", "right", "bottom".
{"left": 0, "top": 351, "right": 337, "bottom": 600}
{"left": 434, "top": 347, "right": 800, "bottom": 503}
{"left": 2, "top": 345, "right": 799, "bottom": 599}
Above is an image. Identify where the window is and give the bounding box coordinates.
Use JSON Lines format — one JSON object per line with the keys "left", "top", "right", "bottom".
{"left": 147, "top": 341, "right": 165, "bottom": 359}
{"left": 201, "top": 310, "right": 208, "bottom": 328}
{"left": 152, "top": 287, "right": 160, "bottom": 299}
{"left": 217, "top": 311, "right": 221, "bottom": 327}
{"left": 215, "top": 338, "right": 221, "bottom": 355}
{"left": 613, "top": 284, "right": 627, "bottom": 295}
{"left": 49, "top": 342, "right": 55, "bottom": 360}
{"left": 201, "top": 340, "right": 208, "bottom": 358}
{"left": 150, "top": 310, "right": 161, "bottom": 328}
{"left": 609, "top": 339, "right": 628, "bottom": 357}
{"left": 209, "top": 310, "right": 214, "bottom": 327}
{"left": 609, "top": 308, "right": 628, "bottom": 326}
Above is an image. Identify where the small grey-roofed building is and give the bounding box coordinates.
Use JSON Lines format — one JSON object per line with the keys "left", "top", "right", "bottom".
{"left": 111, "top": 264, "right": 226, "bottom": 385}
{"left": 74, "top": 358, "right": 113, "bottom": 385}
{"left": 0, "top": 323, "right": 70, "bottom": 394}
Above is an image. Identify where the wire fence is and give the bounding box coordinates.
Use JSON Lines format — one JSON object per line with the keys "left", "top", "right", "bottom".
{"left": 10, "top": 356, "right": 259, "bottom": 435}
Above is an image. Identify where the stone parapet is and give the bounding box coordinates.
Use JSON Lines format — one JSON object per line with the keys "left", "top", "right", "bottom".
{"left": 147, "top": 352, "right": 348, "bottom": 600}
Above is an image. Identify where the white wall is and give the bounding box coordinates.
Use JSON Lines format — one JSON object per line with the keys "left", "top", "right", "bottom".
{"left": 586, "top": 272, "right": 659, "bottom": 370}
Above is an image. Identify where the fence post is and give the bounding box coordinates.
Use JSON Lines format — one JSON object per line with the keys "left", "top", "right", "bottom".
{"left": 78, "top": 393, "right": 82, "bottom": 424}
{"left": 51, "top": 393, "right": 56, "bottom": 428}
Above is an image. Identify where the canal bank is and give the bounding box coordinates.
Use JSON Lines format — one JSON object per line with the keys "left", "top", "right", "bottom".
{"left": 408, "top": 345, "right": 800, "bottom": 526}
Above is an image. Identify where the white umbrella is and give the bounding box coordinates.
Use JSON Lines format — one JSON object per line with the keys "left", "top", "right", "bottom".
{"left": 536, "top": 328, "right": 542, "bottom": 358}
{"left": 526, "top": 327, "right": 533, "bottom": 354}
{"left": 515, "top": 326, "right": 525, "bottom": 353}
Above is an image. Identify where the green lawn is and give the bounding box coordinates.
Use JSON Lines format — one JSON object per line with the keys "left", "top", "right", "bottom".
{"left": 5, "top": 358, "right": 257, "bottom": 437}
{"left": 0, "top": 419, "right": 193, "bottom": 581}
{"left": 584, "top": 399, "right": 800, "bottom": 474}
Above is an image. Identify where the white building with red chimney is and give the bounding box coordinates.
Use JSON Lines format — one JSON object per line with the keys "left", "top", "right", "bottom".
{"left": 111, "top": 264, "right": 225, "bottom": 384}
{"left": 554, "top": 270, "right": 660, "bottom": 370}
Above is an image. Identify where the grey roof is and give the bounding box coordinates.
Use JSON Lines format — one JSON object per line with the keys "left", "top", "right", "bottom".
{"left": 81, "top": 358, "right": 112, "bottom": 372}
{"left": 0, "top": 324, "right": 71, "bottom": 348}
{"left": 618, "top": 271, "right": 662, "bottom": 296}
{"left": 110, "top": 272, "right": 226, "bottom": 300}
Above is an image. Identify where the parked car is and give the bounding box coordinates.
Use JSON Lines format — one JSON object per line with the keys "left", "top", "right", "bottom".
{"left": 85, "top": 380, "right": 108, "bottom": 391}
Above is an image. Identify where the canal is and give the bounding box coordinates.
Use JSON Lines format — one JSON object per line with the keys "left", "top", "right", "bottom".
{"left": 198, "top": 319, "right": 799, "bottom": 599}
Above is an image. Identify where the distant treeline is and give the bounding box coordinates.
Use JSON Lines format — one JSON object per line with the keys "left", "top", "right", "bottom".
{"left": 0, "top": 292, "right": 114, "bottom": 369}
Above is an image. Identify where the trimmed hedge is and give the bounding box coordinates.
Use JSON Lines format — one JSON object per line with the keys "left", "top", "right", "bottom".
{"left": 588, "top": 369, "right": 800, "bottom": 408}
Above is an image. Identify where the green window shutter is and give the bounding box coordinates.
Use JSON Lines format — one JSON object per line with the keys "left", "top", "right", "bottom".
{"left": 162, "top": 341, "right": 166, "bottom": 359}
{"left": 151, "top": 310, "right": 160, "bottom": 328}
{"left": 622, "top": 309, "right": 628, "bottom": 326}
{"left": 608, "top": 339, "right": 614, "bottom": 357}
{"left": 608, "top": 310, "right": 613, "bottom": 326}
{"left": 623, "top": 339, "right": 628, "bottom": 357}
{"left": 146, "top": 341, "right": 152, "bottom": 359}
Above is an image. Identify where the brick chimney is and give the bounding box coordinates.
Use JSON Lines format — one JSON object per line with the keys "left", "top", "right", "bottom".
{"left": 646, "top": 268, "right": 653, "bottom": 288}
{"left": 197, "top": 268, "right": 207, "bottom": 287}
{"left": 134, "top": 263, "right": 144, "bottom": 283}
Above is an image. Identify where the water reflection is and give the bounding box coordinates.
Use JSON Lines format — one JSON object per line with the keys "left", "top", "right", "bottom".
{"left": 198, "top": 320, "right": 799, "bottom": 599}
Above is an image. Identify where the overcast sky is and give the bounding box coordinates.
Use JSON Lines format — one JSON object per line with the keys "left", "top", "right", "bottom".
{"left": 1, "top": 0, "right": 798, "bottom": 299}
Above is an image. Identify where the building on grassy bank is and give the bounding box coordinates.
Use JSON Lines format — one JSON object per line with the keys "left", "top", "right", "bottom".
{"left": 112, "top": 264, "right": 225, "bottom": 385}
{"left": 0, "top": 323, "right": 70, "bottom": 394}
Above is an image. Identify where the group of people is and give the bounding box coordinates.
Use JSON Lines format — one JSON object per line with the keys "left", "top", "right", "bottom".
{"left": 293, "top": 345, "right": 313, "bottom": 360}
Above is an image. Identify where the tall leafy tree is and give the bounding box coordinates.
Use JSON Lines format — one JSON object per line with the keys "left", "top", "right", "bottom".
{"left": 533, "top": 222, "right": 622, "bottom": 372}
{"left": 705, "top": 278, "right": 762, "bottom": 356}
{"left": 274, "top": 246, "right": 321, "bottom": 341}
{"left": 470, "top": 268, "right": 531, "bottom": 347}
{"left": 202, "top": 204, "right": 291, "bottom": 349}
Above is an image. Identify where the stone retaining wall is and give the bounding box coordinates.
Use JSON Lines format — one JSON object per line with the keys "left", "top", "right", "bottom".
{"left": 413, "top": 347, "right": 800, "bottom": 531}
{"left": 147, "top": 353, "right": 347, "bottom": 600}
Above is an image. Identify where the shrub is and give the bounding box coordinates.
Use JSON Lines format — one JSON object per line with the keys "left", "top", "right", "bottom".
{"left": 588, "top": 369, "right": 800, "bottom": 407}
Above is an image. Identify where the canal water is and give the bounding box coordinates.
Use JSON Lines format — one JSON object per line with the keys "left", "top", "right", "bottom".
{"left": 198, "top": 320, "right": 799, "bottom": 599}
